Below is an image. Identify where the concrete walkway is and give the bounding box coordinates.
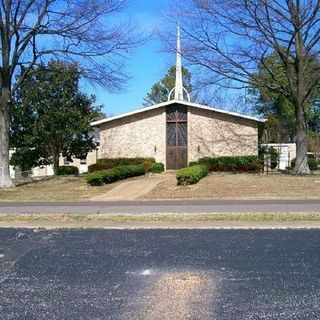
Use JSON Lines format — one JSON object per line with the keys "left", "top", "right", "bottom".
{"left": 91, "top": 175, "right": 168, "bottom": 201}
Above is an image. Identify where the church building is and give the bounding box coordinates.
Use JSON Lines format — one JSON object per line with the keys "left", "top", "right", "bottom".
{"left": 91, "top": 27, "right": 263, "bottom": 170}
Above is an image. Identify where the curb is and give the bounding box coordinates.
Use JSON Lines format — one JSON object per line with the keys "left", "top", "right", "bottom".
{"left": 2, "top": 221, "right": 320, "bottom": 230}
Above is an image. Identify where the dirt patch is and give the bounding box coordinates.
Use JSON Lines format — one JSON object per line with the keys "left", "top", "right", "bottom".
{"left": 142, "top": 172, "right": 320, "bottom": 200}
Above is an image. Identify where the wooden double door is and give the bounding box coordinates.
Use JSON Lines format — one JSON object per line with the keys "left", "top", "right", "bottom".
{"left": 166, "top": 105, "right": 188, "bottom": 169}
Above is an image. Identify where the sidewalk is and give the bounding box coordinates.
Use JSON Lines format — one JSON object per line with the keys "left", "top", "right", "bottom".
{"left": 91, "top": 175, "right": 168, "bottom": 201}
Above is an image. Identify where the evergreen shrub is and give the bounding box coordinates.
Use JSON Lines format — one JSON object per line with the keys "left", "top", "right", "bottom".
{"left": 258, "top": 146, "right": 278, "bottom": 169}
{"left": 198, "top": 156, "right": 262, "bottom": 173}
{"left": 151, "top": 163, "right": 164, "bottom": 173}
{"left": 88, "top": 163, "right": 111, "bottom": 173}
{"left": 56, "top": 166, "right": 79, "bottom": 176}
{"left": 189, "top": 161, "right": 200, "bottom": 167}
{"left": 176, "top": 165, "right": 209, "bottom": 185}
{"left": 85, "top": 171, "right": 104, "bottom": 186}
{"left": 86, "top": 164, "right": 145, "bottom": 186}
{"left": 97, "top": 157, "right": 155, "bottom": 167}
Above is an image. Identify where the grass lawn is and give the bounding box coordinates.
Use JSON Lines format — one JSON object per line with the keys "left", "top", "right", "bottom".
{"left": 0, "top": 176, "right": 115, "bottom": 201}
{"left": 0, "top": 212, "right": 320, "bottom": 223}
{"left": 142, "top": 172, "right": 320, "bottom": 200}
{"left": 1, "top": 172, "right": 320, "bottom": 201}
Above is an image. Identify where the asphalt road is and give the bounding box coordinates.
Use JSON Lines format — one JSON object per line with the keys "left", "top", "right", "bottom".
{"left": 0, "top": 199, "right": 320, "bottom": 214}
{"left": 0, "top": 229, "right": 320, "bottom": 319}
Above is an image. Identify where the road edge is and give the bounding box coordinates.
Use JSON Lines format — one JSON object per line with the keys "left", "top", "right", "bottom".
{"left": 2, "top": 220, "right": 320, "bottom": 230}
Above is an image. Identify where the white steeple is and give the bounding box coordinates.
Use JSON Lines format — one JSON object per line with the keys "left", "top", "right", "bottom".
{"left": 175, "top": 24, "right": 184, "bottom": 100}
{"left": 168, "top": 24, "right": 191, "bottom": 102}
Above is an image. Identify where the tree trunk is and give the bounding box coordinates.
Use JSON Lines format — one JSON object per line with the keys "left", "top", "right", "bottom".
{"left": 293, "top": 101, "right": 310, "bottom": 174}
{"left": 0, "top": 86, "right": 13, "bottom": 188}
{"left": 53, "top": 152, "right": 60, "bottom": 175}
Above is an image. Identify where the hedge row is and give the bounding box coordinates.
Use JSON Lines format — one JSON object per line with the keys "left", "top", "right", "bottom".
{"left": 86, "top": 164, "right": 145, "bottom": 186}
{"left": 192, "top": 156, "right": 262, "bottom": 173}
{"left": 98, "top": 157, "right": 155, "bottom": 166}
{"left": 88, "top": 162, "right": 110, "bottom": 173}
{"left": 57, "top": 166, "right": 79, "bottom": 176}
{"left": 88, "top": 157, "right": 155, "bottom": 173}
{"left": 176, "top": 165, "right": 209, "bottom": 185}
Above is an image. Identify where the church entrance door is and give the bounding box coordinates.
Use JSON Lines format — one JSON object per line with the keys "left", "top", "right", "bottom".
{"left": 166, "top": 105, "right": 188, "bottom": 169}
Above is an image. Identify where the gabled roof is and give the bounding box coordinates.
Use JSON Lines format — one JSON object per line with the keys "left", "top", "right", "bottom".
{"left": 91, "top": 99, "right": 264, "bottom": 127}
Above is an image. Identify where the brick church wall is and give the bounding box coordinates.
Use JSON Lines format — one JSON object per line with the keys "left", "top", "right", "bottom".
{"left": 97, "top": 104, "right": 259, "bottom": 168}
{"left": 188, "top": 106, "right": 258, "bottom": 163}
{"left": 98, "top": 108, "right": 166, "bottom": 164}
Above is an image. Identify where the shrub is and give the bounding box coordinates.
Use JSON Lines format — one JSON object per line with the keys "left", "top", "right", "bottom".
{"left": 151, "top": 162, "right": 164, "bottom": 173}
{"left": 291, "top": 158, "right": 318, "bottom": 171}
{"left": 97, "top": 157, "right": 155, "bottom": 168}
{"left": 309, "top": 158, "right": 319, "bottom": 170}
{"left": 259, "top": 146, "right": 278, "bottom": 169}
{"left": 86, "top": 171, "right": 104, "bottom": 186}
{"left": 143, "top": 160, "right": 153, "bottom": 173}
{"left": 88, "top": 163, "right": 111, "bottom": 173}
{"left": 189, "top": 161, "right": 200, "bottom": 167}
{"left": 56, "top": 166, "right": 79, "bottom": 176}
{"left": 86, "top": 164, "right": 146, "bottom": 186}
{"left": 176, "top": 165, "right": 209, "bottom": 185}
{"left": 198, "top": 156, "right": 262, "bottom": 173}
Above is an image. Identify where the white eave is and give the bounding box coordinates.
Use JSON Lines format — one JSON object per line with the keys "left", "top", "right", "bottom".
{"left": 91, "top": 99, "right": 264, "bottom": 127}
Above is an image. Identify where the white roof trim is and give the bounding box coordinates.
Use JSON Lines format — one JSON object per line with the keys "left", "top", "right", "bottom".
{"left": 91, "top": 99, "right": 264, "bottom": 126}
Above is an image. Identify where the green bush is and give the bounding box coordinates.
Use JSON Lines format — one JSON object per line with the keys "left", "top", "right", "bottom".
{"left": 97, "top": 157, "right": 155, "bottom": 168}
{"left": 85, "top": 171, "right": 104, "bottom": 186}
{"left": 176, "top": 165, "right": 209, "bottom": 185}
{"left": 259, "top": 146, "right": 279, "bottom": 169}
{"left": 86, "top": 164, "right": 146, "bottom": 186}
{"left": 88, "top": 163, "right": 111, "bottom": 173}
{"left": 151, "top": 162, "right": 164, "bottom": 173}
{"left": 198, "top": 156, "right": 262, "bottom": 173}
{"left": 189, "top": 161, "right": 200, "bottom": 167}
{"left": 56, "top": 166, "right": 79, "bottom": 176}
{"left": 309, "top": 158, "right": 319, "bottom": 170}
{"left": 291, "top": 158, "right": 318, "bottom": 171}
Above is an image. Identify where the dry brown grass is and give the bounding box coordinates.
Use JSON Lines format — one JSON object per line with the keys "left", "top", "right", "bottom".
{"left": 0, "top": 176, "right": 115, "bottom": 201}
{"left": 142, "top": 172, "right": 320, "bottom": 200}
{"left": 1, "top": 172, "right": 320, "bottom": 202}
{"left": 1, "top": 212, "right": 320, "bottom": 222}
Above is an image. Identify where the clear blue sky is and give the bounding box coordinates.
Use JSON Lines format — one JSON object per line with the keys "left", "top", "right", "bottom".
{"left": 84, "top": 0, "right": 173, "bottom": 117}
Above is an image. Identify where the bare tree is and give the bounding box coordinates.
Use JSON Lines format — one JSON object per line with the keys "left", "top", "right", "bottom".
{"left": 0, "top": 0, "right": 141, "bottom": 188}
{"left": 173, "top": 0, "right": 320, "bottom": 174}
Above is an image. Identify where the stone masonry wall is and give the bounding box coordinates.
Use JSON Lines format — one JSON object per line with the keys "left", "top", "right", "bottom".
{"left": 188, "top": 106, "right": 259, "bottom": 163}
{"left": 98, "top": 108, "right": 166, "bottom": 164}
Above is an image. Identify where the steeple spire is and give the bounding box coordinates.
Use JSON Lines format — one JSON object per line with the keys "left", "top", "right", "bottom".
{"left": 174, "top": 24, "right": 184, "bottom": 100}
{"left": 168, "top": 24, "right": 191, "bottom": 102}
